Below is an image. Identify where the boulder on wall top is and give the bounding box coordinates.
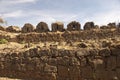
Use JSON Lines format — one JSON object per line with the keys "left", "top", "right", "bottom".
{"left": 100, "top": 25, "right": 109, "bottom": 29}
{"left": 36, "top": 22, "right": 49, "bottom": 32}
{"left": 6, "top": 26, "right": 21, "bottom": 33}
{"left": 107, "top": 23, "right": 116, "bottom": 29}
{"left": 84, "top": 22, "right": 99, "bottom": 30}
{"left": 51, "top": 22, "right": 64, "bottom": 32}
{"left": 67, "top": 21, "right": 81, "bottom": 31}
{"left": 22, "top": 23, "right": 35, "bottom": 33}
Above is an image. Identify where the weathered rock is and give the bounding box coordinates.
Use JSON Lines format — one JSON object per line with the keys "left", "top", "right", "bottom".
{"left": 99, "top": 48, "right": 111, "bottom": 57}
{"left": 36, "top": 22, "right": 49, "bottom": 32}
{"left": 95, "top": 70, "right": 117, "bottom": 80}
{"left": 108, "top": 22, "right": 116, "bottom": 29}
{"left": 57, "top": 56, "right": 70, "bottom": 66}
{"left": 22, "top": 23, "right": 34, "bottom": 33}
{"left": 57, "top": 65, "right": 69, "bottom": 77}
{"left": 102, "top": 40, "right": 111, "bottom": 48}
{"left": 76, "top": 49, "right": 90, "bottom": 57}
{"left": 69, "top": 66, "right": 81, "bottom": 80}
{"left": 51, "top": 22, "right": 64, "bottom": 32}
{"left": 81, "top": 66, "right": 94, "bottom": 79}
{"left": 69, "top": 57, "right": 80, "bottom": 66}
{"left": 106, "top": 56, "right": 116, "bottom": 70}
{"left": 67, "top": 21, "right": 81, "bottom": 31}
{"left": 110, "top": 44, "right": 120, "bottom": 56}
{"left": 77, "top": 42, "right": 88, "bottom": 48}
{"left": 89, "top": 58, "right": 104, "bottom": 71}
{"left": 116, "top": 56, "right": 120, "bottom": 67}
{"left": 44, "top": 63, "right": 57, "bottom": 73}
{"left": 6, "top": 26, "right": 21, "bottom": 32}
{"left": 116, "top": 68, "right": 120, "bottom": 79}
{"left": 100, "top": 25, "right": 109, "bottom": 29}
{"left": 84, "top": 22, "right": 96, "bottom": 30}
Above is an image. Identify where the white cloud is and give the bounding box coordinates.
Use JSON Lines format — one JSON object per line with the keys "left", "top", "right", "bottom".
{"left": 2, "top": 10, "right": 24, "bottom": 18}
{"left": 27, "top": 10, "right": 79, "bottom": 21}
{"left": 0, "top": 0, "right": 37, "bottom": 4}
{"left": 0, "top": 0, "right": 38, "bottom": 13}
{"left": 83, "top": 10, "right": 120, "bottom": 26}
{"left": 11, "top": 0, "right": 37, "bottom": 4}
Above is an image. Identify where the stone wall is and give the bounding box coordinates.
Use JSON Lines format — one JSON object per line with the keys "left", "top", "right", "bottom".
{"left": 0, "top": 43, "right": 120, "bottom": 80}
{"left": 51, "top": 22, "right": 64, "bottom": 32}
{"left": 16, "top": 29, "right": 119, "bottom": 43}
{"left": 0, "top": 21, "right": 118, "bottom": 33}
{"left": 67, "top": 21, "right": 81, "bottom": 31}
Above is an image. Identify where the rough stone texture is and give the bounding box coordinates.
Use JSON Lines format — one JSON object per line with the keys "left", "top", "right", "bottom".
{"left": 16, "top": 28, "right": 119, "bottom": 43}
{"left": 6, "top": 26, "right": 21, "bottom": 33}
{"left": 100, "top": 25, "right": 109, "bottom": 29}
{"left": 52, "top": 22, "right": 64, "bottom": 32}
{"left": 22, "top": 23, "right": 34, "bottom": 33}
{"left": 84, "top": 22, "right": 98, "bottom": 30}
{"left": 36, "top": 22, "right": 49, "bottom": 32}
{"left": 67, "top": 21, "right": 81, "bottom": 31}
{"left": 108, "top": 22, "right": 116, "bottom": 29}
{"left": 0, "top": 44, "right": 120, "bottom": 80}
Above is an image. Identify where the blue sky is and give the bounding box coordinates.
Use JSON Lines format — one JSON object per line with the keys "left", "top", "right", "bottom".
{"left": 0, "top": 0, "right": 120, "bottom": 28}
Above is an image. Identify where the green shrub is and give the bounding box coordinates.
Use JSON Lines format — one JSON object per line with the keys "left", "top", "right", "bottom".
{"left": 0, "top": 38, "right": 8, "bottom": 44}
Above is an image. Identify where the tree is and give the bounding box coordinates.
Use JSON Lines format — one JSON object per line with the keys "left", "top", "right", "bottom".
{"left": 0, "top": 17, "right": 7, "bottom": 25}
{"left": 0, "top": 17, "right": 4, "bottom": 23}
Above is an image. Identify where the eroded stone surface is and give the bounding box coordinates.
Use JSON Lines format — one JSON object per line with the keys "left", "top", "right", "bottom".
{"left": 0, "top": 44, "right": 120, "bottom": 80}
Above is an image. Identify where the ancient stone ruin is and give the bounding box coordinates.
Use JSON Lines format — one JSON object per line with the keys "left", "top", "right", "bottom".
{"left": 84, "top": 22, "right": 99, "bottom": 30}
{"left": 100, "top": 25, "right": 109, "bottom": 29}
{"left": 108, "top": 22, "right": 116, "bottom": 29}
{"left": 36, "top": 22, "right": 49, "bottom": 32}
{"left": 67, "top": 21, "right": 81, "bottom": 31}
{"left": 22, "top": 23, "right": 35, "bottom": 33}
{"left": 0, "top": 21, "right": 120, "bottom": 80}
{"left": 6, "top": 26, "right": 21, "bottom": 33}
{"left": 51, "top": 22, "right": 64, "bottom": 32}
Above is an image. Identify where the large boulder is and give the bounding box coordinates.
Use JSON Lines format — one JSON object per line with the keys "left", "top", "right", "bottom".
{"left": 22, "top": 23, "right": 34, "bottom": 33}
{"left": 67, "top": 21, "right": 81, "bottom": 31}
{"left": 107, "top": 23, "right": 116, "bottom": 29}
{"left": 0, "top": 25, "right": 5, "bottom": 31}
{"left": 6, "top": 26, "right": 21, "bottom": 32}
{"left": 51, "top": 22, "right": 64, "bottom": 32}
{"left": 84, "top": 22, "right": 97, "bottom": 30}
{"left": 100, "top": 25, "right": 109, "bottom": 29}
{"left": 36, "top": 22, "right": 49, "bottom": 32}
